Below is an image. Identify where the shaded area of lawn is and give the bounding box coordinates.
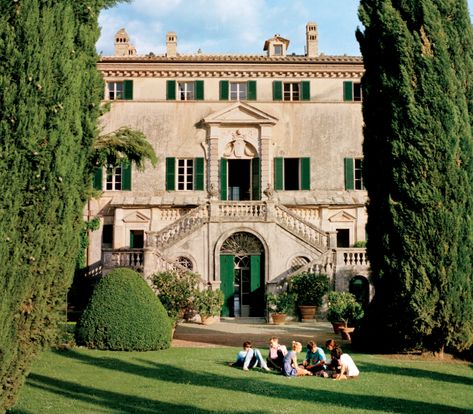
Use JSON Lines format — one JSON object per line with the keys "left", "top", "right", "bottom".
{"left": 10, "top": 348, "right": 472, "bottom": 414}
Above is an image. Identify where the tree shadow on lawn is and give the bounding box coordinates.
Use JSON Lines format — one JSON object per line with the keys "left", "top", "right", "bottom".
{"left": 18, "top": 373, "right": 269, "bottom": 414}
{"left": 49, "top": 349, "right": 468, "bottom": 414}
{"left": 358, "top": 361, "right": 473, "bottom": 387}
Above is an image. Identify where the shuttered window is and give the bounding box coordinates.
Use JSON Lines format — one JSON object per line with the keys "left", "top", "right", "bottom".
{"left": 166, "top": 157, "right": 205, "bottom": 191}
{"left": 344, "top": 158, "right": 364, "bottom": 190}
{"left": 166, "top": 80, "right": 176, "bottom": 100}
{"left": 343, "top": 81, "right": 362, "bottom": 101}
{"left": 274, "top": 157, "right": 310, "bottom": 190}
{"left": 273, "top": 81, "right": 283, "bottom": 101}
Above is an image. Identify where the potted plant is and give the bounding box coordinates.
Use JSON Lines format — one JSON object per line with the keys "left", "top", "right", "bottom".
{"left": 266, "top": 291, "right": 295, "bottom": 325}
{"left": 326, "top": 291, "right": 364, "bottom": 339}
{"left": 289, "top": 272, "right": 329, "bottom": 321}
{"left": 194, "top": 289, "right": 224, "bottom": 325}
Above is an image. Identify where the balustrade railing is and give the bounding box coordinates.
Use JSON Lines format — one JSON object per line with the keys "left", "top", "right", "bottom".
{"left": 148, "top": 203, "right": 209, "bottom": 249}
{"left": 216, "top": 201, "right": 267, "bottom": 221}
{"left": 274, "top": 204, "right": 329, "bottom": 251}
{"left": 103, "top": 249, "right": 144, "bottom": 271}
{"left": 336, "top": 248, "right": 370, "bottom": 267}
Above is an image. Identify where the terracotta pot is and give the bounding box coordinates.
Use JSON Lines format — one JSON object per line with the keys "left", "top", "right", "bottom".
{"left": 271, "top": 313, "right": 287, "bottom": 325}
{"left": 299, "top": 305, "right": 317, "bottom": 321}
{"left": 331, "top": 321, "right": 347, "bottom": 334}
{"left": 340, "top": 326, "right": 355, "bottom": 341}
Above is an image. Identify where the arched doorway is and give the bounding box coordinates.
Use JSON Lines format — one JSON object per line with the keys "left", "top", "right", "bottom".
{"left": 349, "top": 275, "right": 369, "bottom": 310}
{"left": 219, "top": 232, "right": 264, "bottom": 317}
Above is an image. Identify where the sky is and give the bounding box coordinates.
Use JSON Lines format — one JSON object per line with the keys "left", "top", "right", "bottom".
{"left": 97, "top": 0, "right": 473, "bottom": 57}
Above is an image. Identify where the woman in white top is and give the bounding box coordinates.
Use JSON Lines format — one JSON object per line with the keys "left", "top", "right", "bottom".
{"left": 326, "top": 339, "right": 360, "bottom": 380}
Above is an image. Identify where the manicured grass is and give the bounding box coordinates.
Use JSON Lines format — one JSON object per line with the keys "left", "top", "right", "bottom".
{"left": 9, "top": 347, "right": 473, "bottom": 414}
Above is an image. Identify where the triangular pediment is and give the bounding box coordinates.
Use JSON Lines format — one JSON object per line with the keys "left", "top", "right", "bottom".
{"left": 123, "top": 211, "right": 150, "bottom": 223}
{"left": 203, "top": 102, "right": 278, "bottom": 125}
{"left": 328, "top": 211, "right": 356, "bottom": 222}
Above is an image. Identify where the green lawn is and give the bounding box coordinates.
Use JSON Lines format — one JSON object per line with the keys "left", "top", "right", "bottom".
{"left": 8, "top": 347, "right": 473, "bottom": 414}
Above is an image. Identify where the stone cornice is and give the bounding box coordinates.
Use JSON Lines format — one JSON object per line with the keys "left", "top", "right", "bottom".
{"left": 97, "top": 54, "right": 364, "bottom": 79}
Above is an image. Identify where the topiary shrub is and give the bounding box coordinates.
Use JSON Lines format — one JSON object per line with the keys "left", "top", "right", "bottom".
{"left": 76, "top": 268, "right": 172, "bottom": 351}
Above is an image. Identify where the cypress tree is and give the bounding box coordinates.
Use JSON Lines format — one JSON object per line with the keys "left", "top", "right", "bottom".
{"left": 0, "top": 1, "right": 122, "bottom": 409}
{"left": 357, "top": 0, "right": 473, "bottom": 354}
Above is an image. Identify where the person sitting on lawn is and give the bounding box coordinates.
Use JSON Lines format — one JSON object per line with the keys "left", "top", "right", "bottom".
{"left": 267, "top": 336, "right": 288, "bottom": 370}
{"left": 230, "top": 341, "right": 270, "bottom": 371}
{"left": 282, "top": 341, "right": 313, "bottom": 377}
{"left": 302, "top": 341, "right": 328, "bottom": 377}
{"left": 325, "top": 339, "right": 359, "bottom": 380}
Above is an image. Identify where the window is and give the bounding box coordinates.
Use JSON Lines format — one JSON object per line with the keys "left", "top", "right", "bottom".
{"left": 130, "top": 230, "right": 144, "bottom": 248}
{"left": 284, "top": 82, "right": 300, "bottom": 101}
{"left": 273, "top": 81, "right": 310, "bottom": 101}
{"left": 344, "top": 158, "right": 364, "bottom": 190}
{"left": 167, "top": 80, "right": 204, "bottom": 100}
{"left": 102, "top": 224, "right": 113, "bottom": 247}
{"left": 177, "top": 159, "right": 194, "bottom": 190}
{"left": 274, "top": 44, "right": 283, "bottom": 56}
{"left": 93, "top": 163, "right": 131, "bottom": 191}
{"left": 178, "top": 82, "right": 195, "bottom": 100}
{"left": 274, "top": 157, "right": 310, "bottom": 191}
{"left": 107, "top": 80, "right": 133, "bottom": 100}
{"left": 166, "top": 157, "right": 204, "bottom": 191}
{"left": 336, "top": 229, "right": 350, "bottom": 247}
{"left": 343, "top": 81, "right": 362, "bottom": 102}
{"left": 230, "top": 82, "right": 248, "bottom": 100}
{"left": 106, "top": 165, "right": 122, "bottom": 190}
{"left": 219, "top": 80, "right": 256, "bottom": 101}
{"left": 176, "top": 256, "right": 193, "bottom": 271}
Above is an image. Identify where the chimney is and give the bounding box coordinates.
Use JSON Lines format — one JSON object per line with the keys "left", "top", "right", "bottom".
{"left": 306, "top": 22, "right": 318, "bottom": 57}
{"left": 114, "top": 28, "right": 136, "bottom": 56}
{"left": 166, "top": 32, "right": 177, "bottom": 57}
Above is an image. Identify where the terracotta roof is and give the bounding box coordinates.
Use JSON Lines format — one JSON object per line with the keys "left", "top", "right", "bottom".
{"left": 99, "top": 54, "right": 363, "bottom": 64}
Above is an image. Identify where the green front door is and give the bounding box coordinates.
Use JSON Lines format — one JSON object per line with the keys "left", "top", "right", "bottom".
{"left": 219, "top": 254, "right": 264, "bottom": 317}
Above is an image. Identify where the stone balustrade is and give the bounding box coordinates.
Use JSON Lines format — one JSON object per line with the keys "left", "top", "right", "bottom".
{"left": 274, "top": 204, "right": 329, "bottom": 251}
{"left": 335, "top": 248, "right": 370, "bottom": 268}
{"left": 215, "top": 201, "right": 267, "bottom": 221}
{"left": 103, "top": 248, "right": 144, "bottom": 272}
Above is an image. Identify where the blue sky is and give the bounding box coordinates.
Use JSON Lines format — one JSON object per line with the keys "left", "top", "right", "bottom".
{"left": 97, "top": 0, "right": 473, "bottom": 57}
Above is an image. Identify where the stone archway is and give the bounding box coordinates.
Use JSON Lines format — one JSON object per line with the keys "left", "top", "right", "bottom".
{"left": 219, "top": 232, "right": 265, "bottom": 317}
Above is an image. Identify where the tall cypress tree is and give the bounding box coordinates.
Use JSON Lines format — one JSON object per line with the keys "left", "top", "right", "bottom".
{"left": 0, "top": 1, "right": 122, "bottom": 409}
{"left": 357, "top": 0, "right": 473, "bottom": 354}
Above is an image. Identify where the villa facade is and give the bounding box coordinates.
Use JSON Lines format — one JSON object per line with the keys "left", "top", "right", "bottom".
{"left": 87, "top": 24, "right": 371, "bottom": 317}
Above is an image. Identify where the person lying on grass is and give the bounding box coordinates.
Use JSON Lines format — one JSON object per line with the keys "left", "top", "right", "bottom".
{"left": 267, "top": 336, "right": 288, "bottom": 371}
{"left": 282, "top": 341, "right": 313, "bottom": 377}
{"left": 230, "top": 341, "right": 270, "bottom": 371}
{"left": 302, "top": 341, "right": 329, "bottom": 377}
{"left": 325, "top": 339, "right": 359, "bottom": 380}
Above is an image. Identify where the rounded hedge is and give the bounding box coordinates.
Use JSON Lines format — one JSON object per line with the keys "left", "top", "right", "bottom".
{"left": 76, "top": 268, "right": 172, "bottom": 351}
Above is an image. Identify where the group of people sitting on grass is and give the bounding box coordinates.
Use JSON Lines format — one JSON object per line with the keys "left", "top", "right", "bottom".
{"left": 230, "top": 337, "right": 359, "bottom": 380}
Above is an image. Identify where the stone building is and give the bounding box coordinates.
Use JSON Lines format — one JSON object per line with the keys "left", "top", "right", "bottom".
{"left": 88, "top": 24, "right": 371, "bottom": 317}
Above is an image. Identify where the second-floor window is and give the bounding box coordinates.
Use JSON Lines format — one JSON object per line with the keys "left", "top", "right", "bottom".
{"left": 107, "top": 80, "right": 133, "bottom": 100}
{"left": 106, "top": 165, "right": 122, "bottom": 190}
{"left": 93, "top": 163, "right": 132, "bottom": 191}
{"left": 166, "top": 157, "right": 204, "bottom": 191}
{"left": 274, "top": 157, "right": 311, "bottom": 191}
{"left": 230, "top": 82, "right": 248, "bottom": 100}
{"left": 344, "top": 158, "right": 365, "bottom": 190}
{"left": 219, "top": 80, "right": 256, "bottom": 101}
{"left": 284, "top": 82, "right": 300, "bottom": 101}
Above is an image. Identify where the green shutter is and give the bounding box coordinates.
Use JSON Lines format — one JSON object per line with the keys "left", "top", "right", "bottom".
{"left": 220, "top": 255, "right": 235, "bottom": 317}
{"left": 344, "top": 158, "right": 354, "bottom": 190}
{"left": 166, "top": 157, "right": 175, "bottom": 191}
{"left": 274, "top": 157, "right": 284, "bottom": 190}
{"left": 250, "top": 255, "right": 261, "bottom": 293}
{"left": 251, "top": 158, "right": 261, "bottom": 200}
{"left": 343, "top": 81, "right": 353, "bottom": 101}
{"left": 93, "top": 168, "right": 102, "bottom": 190}
{"left": 195, "top": 80, "right": 204, "bottom": 100}
{"left": 301, "top": 81, "right": 310, "bottom": 101}
{"left": 247, "top": 80, "right": 257, "bottom": 100}
{"left": 122, "top": 163, "right": 132, "bottom": 190}
{"left": 301, "top": 157, "right": 310, "bottom": 190}
{"left": 130, "top": 230, "right": 135, "bottom": 248}
{"left": 124, "top": 80, "right": 133, "bottom": 100}
{"left": 219, "top": 80, "right": 229, "bottom": 100}
{"left": 273, "top": 81, "right": 282, "bottom": 101}
{"left": 166, "top": 80, "right": 176, "bottom": 100}
{"left": 194, "top": 157, "right": 204, "bottom": 190}
{"left": 220, "top": 158, "right": 227, "bottom": 200}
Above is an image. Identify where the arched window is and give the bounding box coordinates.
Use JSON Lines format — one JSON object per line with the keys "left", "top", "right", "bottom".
{"left": 176, "top": 256, "right": 193, "bottom": 271}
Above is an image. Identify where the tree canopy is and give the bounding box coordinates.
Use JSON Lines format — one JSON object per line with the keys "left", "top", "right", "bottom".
{"left": 357, "top": 0, "right": 473, "bottom": 354}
